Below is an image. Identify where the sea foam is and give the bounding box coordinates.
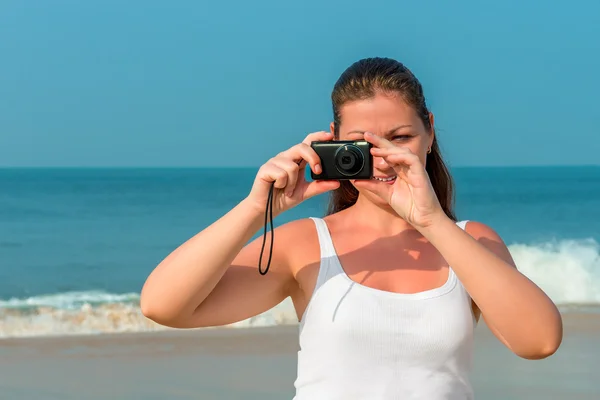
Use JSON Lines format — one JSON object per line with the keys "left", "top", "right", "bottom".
{"left": 1, "top": 238, "right": 598, "bottom": 338}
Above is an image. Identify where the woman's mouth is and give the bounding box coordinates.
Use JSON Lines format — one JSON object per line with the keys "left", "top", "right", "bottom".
{"left": 373, "top": 176, "right": 397, "bottom": 184}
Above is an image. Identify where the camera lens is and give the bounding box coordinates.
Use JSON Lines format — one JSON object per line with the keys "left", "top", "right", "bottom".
{"left": 334, "top": 145, "right": 364, "bottom": 177}
{"left": 341, "top": 155, "right": 353, "bottom": 167}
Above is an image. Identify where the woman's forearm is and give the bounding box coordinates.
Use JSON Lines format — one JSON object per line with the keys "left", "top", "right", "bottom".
{"left": 140, "top": 197, "right": 266, "bottom": 323}
{"left": 420, "top": 215, "right": 563, "bottom": 359}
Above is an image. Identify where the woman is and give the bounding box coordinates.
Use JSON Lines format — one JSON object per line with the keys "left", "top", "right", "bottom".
{"left": 141, "top": 57, "right": 563, "bottom": 398}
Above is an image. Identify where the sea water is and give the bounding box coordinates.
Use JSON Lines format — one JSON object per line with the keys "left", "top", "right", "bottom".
{"left": 0, "top": 166, "right": 598, "bottom": 338}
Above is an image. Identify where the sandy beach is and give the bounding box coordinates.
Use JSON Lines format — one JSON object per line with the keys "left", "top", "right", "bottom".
{"left": 0, "top": 312, "right": 598, "bottom": 399}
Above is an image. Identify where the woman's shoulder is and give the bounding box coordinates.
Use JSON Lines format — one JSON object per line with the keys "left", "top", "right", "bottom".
{"left": 457, "top": 219, "right": 515, "bottom": 266}
{"left": 275, "top": 217, "right": 319, "bottom": 235}
{"left": 273, "top": 217, "right": 321, "bottom": 249}
{"left": 459, "top": 219, "right": 504, "bottom": 242}
{"left": 271, "top": 217, "right": 323, "bottom": 269}
{"left": 274, "top": 213, "right": 343, "bottom": 236}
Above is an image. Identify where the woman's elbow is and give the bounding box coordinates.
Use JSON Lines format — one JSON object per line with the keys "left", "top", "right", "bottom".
{"left": 517, "top": 342, "right": 561, "bottom": 360}
{"left": 516, "top": 327, "right": 563, "bottom": 360}
{"left": 140, "top": 292, "right": 166, "bottom": 324}
{"left": 139, "top": 285, "right": 178, "bottom": 327}
{"left": 140, "top": 288, "right": 206, "bottom": 329}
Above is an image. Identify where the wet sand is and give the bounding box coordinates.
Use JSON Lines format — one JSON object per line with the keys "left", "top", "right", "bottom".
{"left": 0, "top": 313, "right": 599, "bottom": 399}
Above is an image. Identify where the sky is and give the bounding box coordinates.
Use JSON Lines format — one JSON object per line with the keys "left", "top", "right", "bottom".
{"left": 1, "top": 0, "right": 598, "bottom": 168}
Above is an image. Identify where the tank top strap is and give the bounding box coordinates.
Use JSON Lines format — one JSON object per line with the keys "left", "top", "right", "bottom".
{"left": 449, "top": 220, "right": 472, "bottom": 302}
{"left": 455, "top": 220, "right": 469, "bottom": 230}
{"left": 309, "top": 217, "right": 338, "bottom": 259}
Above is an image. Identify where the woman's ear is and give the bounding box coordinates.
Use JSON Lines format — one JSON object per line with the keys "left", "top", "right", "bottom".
{"left": 428, "top": 112, "right": 435, "bottom": 147}
{"left": 428, "top": 112, "right": 435, "bottom": 135}
{"left": 329, "top": 122, "right": 335, "bottom": 136}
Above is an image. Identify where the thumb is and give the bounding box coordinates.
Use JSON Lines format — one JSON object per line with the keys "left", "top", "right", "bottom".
{"left": 301, "top": 180, "right": 341, "bottom": 200}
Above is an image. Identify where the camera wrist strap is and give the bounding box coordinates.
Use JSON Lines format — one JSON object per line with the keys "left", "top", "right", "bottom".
{"left": 258, "top": 182, "right": 275, "bottom": 275}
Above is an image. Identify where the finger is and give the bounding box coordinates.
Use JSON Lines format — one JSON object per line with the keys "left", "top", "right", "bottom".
{"left": 363, "top": 131, "right": 395, "bottom": 149}
{"left": 381, "top": 153, "right": 422, "bottom": 171}
{"left": 270, "top": 158, "right": 300, "bottom": 196}
{"left": 280, "top": 143, "right": 322, "bottom": 175}
{"left": 301, "top": 180, "right": 340, "bottom": 200}
{"left": 370, "top": 146, "right": 415, "bottom": 157}
{"left": 302, "top": 130, "right": 334, "bottom": 146}
{"left": 371, "top": 148, "right": 422, "bottom": 174}
{"left": 260, "top": 164, "right": 288, "bottom": 190}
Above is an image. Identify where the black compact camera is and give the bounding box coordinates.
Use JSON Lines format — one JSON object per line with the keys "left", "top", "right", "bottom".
{"left": 310, "top": 140, "right": 373, "bottom": 180}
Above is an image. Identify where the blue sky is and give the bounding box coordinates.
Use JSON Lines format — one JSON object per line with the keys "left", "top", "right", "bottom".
{"left": 1, "top": 0, "right": 598, "bottom": 167}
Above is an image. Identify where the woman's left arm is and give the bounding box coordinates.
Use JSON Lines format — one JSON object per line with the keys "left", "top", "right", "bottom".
{"left": 360, "top": 132, "right": 563, "bottom": 360}
{"left": 420, "top": 216, "right": 563, "bottom": 360}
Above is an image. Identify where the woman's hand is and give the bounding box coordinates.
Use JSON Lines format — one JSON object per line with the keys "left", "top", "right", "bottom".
{"left": 246, "top": 131, "right": 340, "bottom": 216}
{"left": 353, "top": 132, "right": 445, "bottom": 229}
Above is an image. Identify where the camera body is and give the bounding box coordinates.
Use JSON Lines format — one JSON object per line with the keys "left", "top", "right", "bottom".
{"left": 310, "top": 140, "right": 373, "bottom": 180}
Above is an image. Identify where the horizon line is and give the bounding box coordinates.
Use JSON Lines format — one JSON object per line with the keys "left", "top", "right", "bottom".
{"left": 0, "top": 164, "right": 598, "bottom": 169}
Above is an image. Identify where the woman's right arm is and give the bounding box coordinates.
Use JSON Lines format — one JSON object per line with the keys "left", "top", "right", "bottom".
{"left": 140, "top": 131, "right": 339, "bottom": 328}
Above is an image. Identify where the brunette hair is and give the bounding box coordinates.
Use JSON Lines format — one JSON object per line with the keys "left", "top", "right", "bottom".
{"left": 327, "top": 57, "right": 456, "bottom": 221}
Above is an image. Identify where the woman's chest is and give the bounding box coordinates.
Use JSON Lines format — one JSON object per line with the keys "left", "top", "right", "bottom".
{"left": 299, "top": 273, "right": 476, "bottom": 362}
{"left": 293, "top": 241, "right": 451, "bottom": 296}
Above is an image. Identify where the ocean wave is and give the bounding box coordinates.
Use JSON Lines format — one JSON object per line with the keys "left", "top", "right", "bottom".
{"left": 0, "top": 290, "right": 140, "bottom": 310}
{"left": 509, "top": 238, "right": 600, "bottom": 305}
{"left": 0, "top": 238, "right": 598, "bottom": 339}
{"left": 0, "top": 295, "right": 297, "bottom": 339}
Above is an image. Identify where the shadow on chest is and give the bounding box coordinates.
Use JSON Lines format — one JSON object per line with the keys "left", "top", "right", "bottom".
{"left": 333, "top": 231, "right": 450, "bottom": 294}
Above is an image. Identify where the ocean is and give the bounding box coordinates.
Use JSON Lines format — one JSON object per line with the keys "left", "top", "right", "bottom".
{"left": 1, "top": 166, "right": 599, "bottom": 339}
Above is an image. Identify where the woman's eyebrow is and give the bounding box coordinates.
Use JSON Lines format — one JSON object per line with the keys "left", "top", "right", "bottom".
{"left": 346, "top": 125, "right": 413, "bottom": 135}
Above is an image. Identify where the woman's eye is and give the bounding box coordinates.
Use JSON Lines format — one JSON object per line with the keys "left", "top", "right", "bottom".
{"left": 392, "top": 135, "right": 411, "bottom": 141}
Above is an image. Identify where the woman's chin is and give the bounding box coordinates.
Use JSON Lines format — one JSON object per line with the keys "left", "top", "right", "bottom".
{"left": 354, "top": 187, "right": 391, "bottom": 208}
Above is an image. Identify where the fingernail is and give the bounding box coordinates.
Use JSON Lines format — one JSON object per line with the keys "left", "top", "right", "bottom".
{"left": 364, "top": 131, "right": 372, "bottom": 137}
{"left": 315, "top": 164, "right": 322, "bottom": 174}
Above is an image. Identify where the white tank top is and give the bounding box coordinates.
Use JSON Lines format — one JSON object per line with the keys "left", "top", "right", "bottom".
{"left": 293, "top": 217, "right": 476, "bottom": 400}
